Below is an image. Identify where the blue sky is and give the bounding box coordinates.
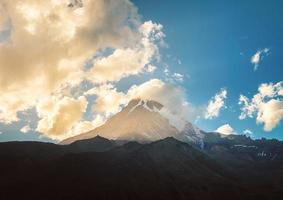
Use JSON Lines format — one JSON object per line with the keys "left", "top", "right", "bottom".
{"left": 0, "top": 0, "right": 282, "bottom": 142}
{"left": 131, "top": 0, "right": 283, "bottom": 139}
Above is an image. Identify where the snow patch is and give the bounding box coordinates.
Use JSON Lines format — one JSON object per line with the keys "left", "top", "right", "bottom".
{"left": 143, "top": 100, "right": 156, "bottom": 112}
{"left": 128, "top": 99, "right": 143, "bottom": 113}
{"left": 257, "top": 151, "right": 267, "bottom": 157}
{"left": 128, "top": 99, "right": 160, "bottom": 114}
{"left": 232, "top": 145, "right": 257, "bottom": 148}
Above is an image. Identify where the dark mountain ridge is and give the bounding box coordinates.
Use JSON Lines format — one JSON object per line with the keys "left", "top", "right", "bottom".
{"left": 1, "top": 135, "right": 283, "bottom": 199}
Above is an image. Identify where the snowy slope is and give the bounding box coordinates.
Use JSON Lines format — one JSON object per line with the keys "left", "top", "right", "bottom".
{"left": 60, "top": 99, "right": 204, "bottom": 145}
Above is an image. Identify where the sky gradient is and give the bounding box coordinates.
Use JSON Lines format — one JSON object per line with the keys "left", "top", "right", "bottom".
{"left": 0, "top": 0, "right": 282, "bottom": 142}
{"left": 133, "top": 0, "right": 283, "bottom": 139}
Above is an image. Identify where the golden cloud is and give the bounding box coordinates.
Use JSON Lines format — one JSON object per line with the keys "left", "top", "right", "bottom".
{"left": 0, "top": 0, "right": 168, "bottom": 140}
{"left": 36, "top": 96, "right": 88, "bottom": 140}
{"left": 0, "top": 0, "right": 140, "bottom": 124}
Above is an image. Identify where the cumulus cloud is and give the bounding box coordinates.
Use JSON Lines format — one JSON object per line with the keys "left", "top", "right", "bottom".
{"left": 127, "top": 79, "right": 190, "bottom": 117}
{"left": 239, "top": 82, "right": 283, "bottom": 131}
{"left": 127, "top": 79, "right": 202, "bottom": 131}
{"left": 251, "top": 48, "right": 270, "bottom": 71}
{"left": 85, "top": 79, "right": 201, "bottom": 131}
{"left": 36, "top": 96, "right": 88, "bottom": 140}
{"left": 67, "top": 115, "right": 106, "bottom": 137}
{"left": 0, "top": 0, "right": 142, "bottom": 124}
{"left": 20, "top": 125, "right": 32, "bottom": 133}
{"left": 1, "top": 0, "right": 209, "bottom": 141}
{"left": 205, "top": 89, "right": 227, "bottom": 119}
{"left": 85, "top": 84, "right": 127, "bottom": 117}
{"left": 215, "top": 124, "right": 236, "bottom": 135}
{"left": 0, "top": 0, "right": 170, "bottom": 140}
{"left": 88, "top": 21, "right": 165, "bottom": 83}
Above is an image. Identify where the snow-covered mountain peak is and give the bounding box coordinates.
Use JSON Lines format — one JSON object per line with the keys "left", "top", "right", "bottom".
{"left": 60, "top": 98, "right": 204, "bottom": 146}
{"left": 127, "top": 98, "right": 163, "bottom": 113}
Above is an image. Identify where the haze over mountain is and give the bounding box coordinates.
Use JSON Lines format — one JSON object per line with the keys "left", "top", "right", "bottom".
{"left": 61, "top": 99, "right": 204, "bottom": 145}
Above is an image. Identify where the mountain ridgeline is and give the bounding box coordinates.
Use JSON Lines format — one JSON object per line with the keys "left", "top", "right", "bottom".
{"left": 1, "top": 99, "right": 283, "bottom": 200}
{"left": 1, "top": 135, "right": 283, "bottom": 200}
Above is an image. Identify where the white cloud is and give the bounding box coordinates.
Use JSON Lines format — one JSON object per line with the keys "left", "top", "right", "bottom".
{"left": 36, "top": 96, "right": 88, "bottom": 140}
{"left": 238, "top": 95, "right": 255, "bottom": 120}
{"left": 85, "top": 79, "right": 201, "bottom": 131}
{"left": 205, "top": 89, "right": 227, "bottom": 119}
{"left": 239, "top": 81, "right": 283, "bottom": 131}
{"left": 251, "top": 48, "right": 270, "bottom": 71}
{"left": 0, "top": 0, "right": 170, "bottom": 141}
{"left": 0, "top": 0, "right": 143, "bottom": 124}
{"left": 127, "top": 79, "right": 187, "bottom": 113}
{"left": 127, "top": 79, "right": 199, "bottom": 130}
{"left": 0, "top": 0, "right": 210, "bottom": 141}
{"left": 256, "top": 99, "right": 283, "bottom": 131}
{"left": 172, "top": 73, "right": 184, "bottom": 82}
{"left": 20, "top": 125, "right": 32, "bottom": 133}
{"left": 85, "top": 84, "right": 127, "bottom": 117}
{"left": 163, "top": 66, "right": 185, "bottom": 83}
{"left": 88, "top": 21, "right": 165, "bottom": 83}
{"left": 215, "top": 124, "right": 236, "bottom": 135}
{"left": 67, "top": 115, "right": 106, "bottom": 137}
{"left": 145, "top": 64, "right": 157, "bottom": 73}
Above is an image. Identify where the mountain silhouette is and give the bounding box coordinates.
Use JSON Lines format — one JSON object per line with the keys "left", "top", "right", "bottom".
{"left": 1, "top": 135, "right": 283, "bottom": 199}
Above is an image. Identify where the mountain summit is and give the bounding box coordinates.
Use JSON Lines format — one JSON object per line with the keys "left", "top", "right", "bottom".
{"left": 60, "top": 99, "right": 204, "bottom": 145}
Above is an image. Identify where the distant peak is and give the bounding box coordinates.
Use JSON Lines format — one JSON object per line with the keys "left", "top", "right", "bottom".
{"left": 127, "top": 98, "right": 163, "bottom": 113}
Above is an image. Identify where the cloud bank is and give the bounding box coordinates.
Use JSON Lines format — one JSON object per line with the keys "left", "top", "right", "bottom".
{"left": 0, "top": 0, "right": 171, "bottom": 140}
{"left": 239, "top": 82, "right": 283, "bottom": 131}
{"left": 0, "top": 0, "right": 142, "bottom": 124}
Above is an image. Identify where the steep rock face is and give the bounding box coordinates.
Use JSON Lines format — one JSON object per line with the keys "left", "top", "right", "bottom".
{"left": 177, "top": 122, "right": 205, "bottom": 148}
{"left": 61, "top": 99, "right": 204, "bottom": 145}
